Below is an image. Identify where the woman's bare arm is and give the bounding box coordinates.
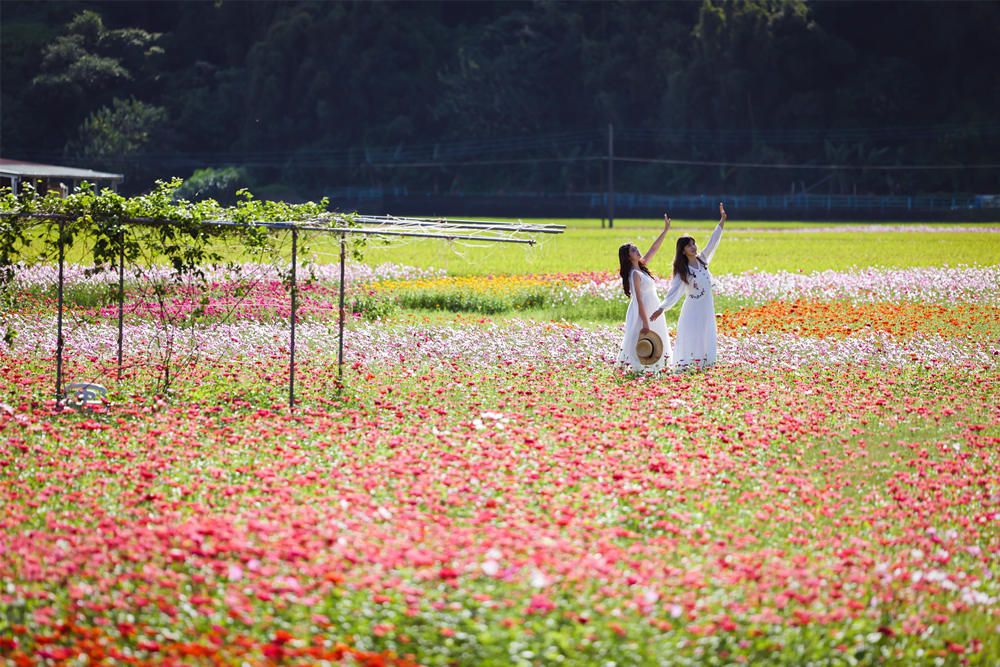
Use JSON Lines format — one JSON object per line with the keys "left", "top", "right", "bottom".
{"left": 642, "top": 214, "right": 672, "bottom": 264}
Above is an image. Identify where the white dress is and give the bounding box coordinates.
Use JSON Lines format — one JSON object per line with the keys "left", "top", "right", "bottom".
{"left": 618, "top": 269, "right": 672, "bottom": 373}
{"left": 658, "top": 222, "right": 724, "bottom": 369}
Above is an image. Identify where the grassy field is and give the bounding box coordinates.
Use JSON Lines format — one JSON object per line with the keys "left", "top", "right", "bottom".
{"left": 322, "top": 218, "right": 1000, "bottom": 276}
{"left": 19, "top": 218, "right": 1000, "bottom": 277}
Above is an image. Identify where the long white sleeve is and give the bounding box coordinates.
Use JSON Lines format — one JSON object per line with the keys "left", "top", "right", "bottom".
{"left": 658, "top": 273, "right": 684, "bottom": 311}
{"left": 701, "top": 221, "right": 724, "bottom": 264}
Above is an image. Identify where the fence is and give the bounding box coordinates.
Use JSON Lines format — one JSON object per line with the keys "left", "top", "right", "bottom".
{"left": 327, "top": 188, "right": 1000, "bottom": 221}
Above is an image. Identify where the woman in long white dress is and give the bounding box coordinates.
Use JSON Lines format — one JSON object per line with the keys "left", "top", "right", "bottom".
{"left": 617, "top": 214, "right": 672, "bottom": 373}
{"left": 651, "top": 203, "right": 727, "bottom": 370}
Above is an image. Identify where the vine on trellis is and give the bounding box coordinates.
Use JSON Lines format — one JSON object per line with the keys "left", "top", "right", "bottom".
{"left": 0, "top": 179, "right": 357, "bottom": 396}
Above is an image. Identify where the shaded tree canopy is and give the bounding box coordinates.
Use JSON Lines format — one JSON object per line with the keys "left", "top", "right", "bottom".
{"left": 2, "top": 0, "right": 998, "bottom": 199}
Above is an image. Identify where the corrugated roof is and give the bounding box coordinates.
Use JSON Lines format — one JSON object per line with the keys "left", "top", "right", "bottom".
{"left": 0, "top": 158, "right": 124, "bottom": 182}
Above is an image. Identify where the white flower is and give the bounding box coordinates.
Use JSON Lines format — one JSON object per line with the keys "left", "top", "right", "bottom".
{"left": 530, "top": 569, "right": 549, "bottom": 588}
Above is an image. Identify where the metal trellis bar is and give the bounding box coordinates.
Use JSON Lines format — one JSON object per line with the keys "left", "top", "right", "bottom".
{"left": 1, "top": 211, "right": 561, "bottom": 408}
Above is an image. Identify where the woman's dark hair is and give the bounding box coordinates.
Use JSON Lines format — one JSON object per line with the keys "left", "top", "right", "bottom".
{"left": 619, "top": 243, "right": 653, "bottom": 296}
{"left": 672, "top": 236, "right": 707, "bottom": 285}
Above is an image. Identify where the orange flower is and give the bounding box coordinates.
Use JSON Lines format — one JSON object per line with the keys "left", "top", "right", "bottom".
{"left": 718, "top": 300, "right": 1000, "bottom": 339}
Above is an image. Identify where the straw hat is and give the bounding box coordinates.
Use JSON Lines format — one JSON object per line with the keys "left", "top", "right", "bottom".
{"left": 635, "top": 330, "right": 664, "bottom": 366}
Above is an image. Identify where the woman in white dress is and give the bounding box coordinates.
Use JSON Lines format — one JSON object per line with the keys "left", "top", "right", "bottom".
{"left": 617, "top": 214, "right": 672, "bottom": 373}
{"left": 651, "top": 203, "right": 727, "bottom": 370}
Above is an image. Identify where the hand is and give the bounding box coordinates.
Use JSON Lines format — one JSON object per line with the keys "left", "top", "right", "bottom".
{"left": 719, "top": 202, "right": 727, "bottom": 225}
{"left": 650, "top": 308, "right": 663, "bottom": 321}
{"left": 663, "top": 214, "right": 671, "bottom": 231}
{"left": 641, "top": 324, "right": 650, "bottom": 334}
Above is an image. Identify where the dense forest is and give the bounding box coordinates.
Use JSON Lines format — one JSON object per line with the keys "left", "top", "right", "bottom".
{"left": 2, "top": 0, "right": 999, "bottom": 203}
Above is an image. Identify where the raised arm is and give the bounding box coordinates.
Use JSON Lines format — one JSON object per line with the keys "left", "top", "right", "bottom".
{"left": 633, "top": 271, "right": 651, "bottom": 332}
{"left": 641, "top": 214, "right": 672, "bottom": 264}
{"left": 650, "top": 272, "right": 684, "bottom": 320}
{"left": 701, "top": 202, "right": 727, "bottom": 264}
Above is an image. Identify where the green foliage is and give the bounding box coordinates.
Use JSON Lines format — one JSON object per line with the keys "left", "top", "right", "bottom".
{"left": 35, "top": 12, "right": 131, "bottom": 88}
{"left": 349, "top": 290, "right": 398, "bottom": 321}
{"left": 0, "top": 201, "right": 31, "bottom": 286}
{"left": 69, "top": 96, "right": 169, "bottom": 162}
{"left": 395, "top": 288, "right": 512, "bottom": 315}
{"left": 0, "top": 179, "right": 361, "bottom": 284}
{"left": 391, "top": 285, "right": 552, "bottom": 315}
{"left": 28, "top": 9, "right": 162, "bottom": 143}
{"left": 7, "top": 2, "right": 1000, "bottom": 197}
{"left": 0, "top": 179, "right": 353, "bottom": 393}
{"left": 174, "top": 167, "right": 249, "bottom": 205}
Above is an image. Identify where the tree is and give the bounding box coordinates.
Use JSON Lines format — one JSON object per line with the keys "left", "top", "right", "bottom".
{"left": 69, "top": 97, "right": 168, "bottom": 163}
{"left": 3, "top": 0, "right": 998, "bottom": 198}
{"left": 435, "top": 4, "right": 589, "bottom": 138}
{"left": 173, "top": 167, "right": 249, "bottom": 205}
{"left": 29, "top": 10, "right": 163, "bottom": 141}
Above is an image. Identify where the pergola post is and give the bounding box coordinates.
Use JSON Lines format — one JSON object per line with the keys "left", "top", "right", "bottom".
{"left": 338, "top": 232, "right": 346, "bottom": 385}
{"left": 289, "top": 227, "right": 298, "bottom": 408}
{"left": 55, "top": 218, "right": 65, "bottom": 407}
{"left": 116, "top": 231, "right": 125, "bottom": 381}
{"left": 0, "top": 211, "right": 561, "bottom": 407}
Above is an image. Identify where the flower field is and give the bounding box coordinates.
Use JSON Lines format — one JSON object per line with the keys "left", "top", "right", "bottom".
{"left": 1, "top": 237, "right": 999, "bottom": 664}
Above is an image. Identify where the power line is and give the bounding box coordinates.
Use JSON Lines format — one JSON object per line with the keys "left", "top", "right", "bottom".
{"left": 19, "top": 153, "right": 999, "bottom": 173}
{"left": 619, "top": 122, "right": 1000, "bottom": 145}
{"left": 367, "top": 156, "right": 605, "bottom": 168}
{"left": 614, "top": 156, "right": 1000, "bottom": 171}
{"left": 12, "top": 149, "right": 998, "bottom": 173}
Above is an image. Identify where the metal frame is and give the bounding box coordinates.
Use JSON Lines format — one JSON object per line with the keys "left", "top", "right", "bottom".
{"left": 1, "top": 212, "right": 564, "bottom": 408}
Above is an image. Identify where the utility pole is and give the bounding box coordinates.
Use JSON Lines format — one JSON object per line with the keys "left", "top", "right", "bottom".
{"left": 607, "top": 123, "right": 614, "bottom": 229}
